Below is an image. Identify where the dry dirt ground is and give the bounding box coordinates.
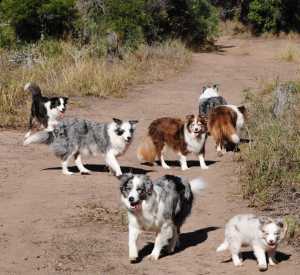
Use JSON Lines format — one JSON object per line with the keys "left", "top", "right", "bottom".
{"left": 0, "top": 37, "right": 300, "bottom": 275}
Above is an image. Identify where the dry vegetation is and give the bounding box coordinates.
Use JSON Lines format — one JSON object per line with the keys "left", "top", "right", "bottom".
{"left": 239, "top": 82, "right": 300, "bottom": 246}
{"left": 0, "top": 40, "right": 191, "bottom": 128}
{"left": 277, "top": 43, "right": 300, "bottom": 62}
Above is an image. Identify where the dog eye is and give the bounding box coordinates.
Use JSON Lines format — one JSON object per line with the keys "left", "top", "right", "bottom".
{"left": 116, "top": 129, "right": 124, "bottom": 136}
{"left": 136, "top": 188, "right": 142, "bottom": 193}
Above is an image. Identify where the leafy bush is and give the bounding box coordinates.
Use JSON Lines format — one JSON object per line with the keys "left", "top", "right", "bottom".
{"left": 0, "top": 23, "right": 16, "bottom": 48}
{"left": 0, "top": 0, "right": 77, "bottom": 41}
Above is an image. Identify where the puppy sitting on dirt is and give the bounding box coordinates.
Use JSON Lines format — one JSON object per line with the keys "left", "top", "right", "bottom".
{"left": 217, "top": 214, "right": 287, "bottom": 271}
{"left": 119, "top": 173, "right": 206, "bottom": 262}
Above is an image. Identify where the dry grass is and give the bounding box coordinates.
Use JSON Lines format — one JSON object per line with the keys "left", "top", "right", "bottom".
{"left": 0, "top": 40, "right": 191, "bottom": 128}
{"left": 219, "top": 20, "right": 251, "bottom": 37}
{"left": 277, "top": 43, "right": 300, "bottom": 62}
{"left": 239, "top": 82, "right": 300, "bottom": 247}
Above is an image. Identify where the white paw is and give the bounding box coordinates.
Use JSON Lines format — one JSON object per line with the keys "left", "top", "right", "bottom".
{"left": 181, "top": 166, "right": 190, "bottom": 171}
{"left": 129, "top": 256, "right": 138, "bottom": 263}
{"left": 233, "top": 260, "right": 243, "bottom": 267}
{"left": 146, "top": 254, "right": 159, "bottom": 261}
{"left": 269, "top": 259, "right": 278, "bottom": 266}
{"left": 62, "top": 170, "right": 74, "bottom": 176}
{"left": 201, "top": 165, "right": 209, "bottom": 170}
{"left": 258, "top": 264, "right": 268, "bottom": 271}
{"left": 162, "top": 164, "right": 171, "bottom": 169}
{"left": 80, "top": 169, "right": 91, "bottom": 174}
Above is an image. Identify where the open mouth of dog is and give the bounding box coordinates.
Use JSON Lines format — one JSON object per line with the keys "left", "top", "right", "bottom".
{"left": 267, "top": 242, "right": 277, "bottom": 248}
{"left": 130, "top": 201, "right": 142, "bottom": 210}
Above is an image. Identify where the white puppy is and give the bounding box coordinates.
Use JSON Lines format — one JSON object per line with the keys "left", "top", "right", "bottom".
{"left": 217, "top": 214, "right": 287, "bottom": 271}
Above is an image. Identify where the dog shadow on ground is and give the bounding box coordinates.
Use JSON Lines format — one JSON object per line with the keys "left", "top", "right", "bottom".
{"left": 43, "top": 164, "right": 153, "bottom": 175}
{"left": 221, "top": 251, "right": 291, "bottom": 264}
{"left": 142, "top": 160, "right": 218, "bottom": 168}
{"left": 137, "top": 226, "right": 219, "bottom": 262}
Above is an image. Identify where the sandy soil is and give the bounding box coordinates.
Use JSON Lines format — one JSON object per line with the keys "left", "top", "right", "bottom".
{"left": 0, "top": 37, "right": 299, "bottom": 275}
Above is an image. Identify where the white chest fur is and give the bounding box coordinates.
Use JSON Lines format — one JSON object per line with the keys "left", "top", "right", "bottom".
{"left": 184, "top": 127, "right": 206, "bottom": 154}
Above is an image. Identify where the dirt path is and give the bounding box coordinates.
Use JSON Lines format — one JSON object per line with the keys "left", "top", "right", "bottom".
{"left": 0, "top": 37, "right": 299, "bottom": 275}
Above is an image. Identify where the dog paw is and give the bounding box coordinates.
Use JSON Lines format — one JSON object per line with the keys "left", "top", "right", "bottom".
{"left": 258, "top": 264, "right": 268, "bottom": 271}
{"left": 233, "top": 261, "right": 243, "bottom": 267}
{"left": 129, "top": 257, "right": 139, "bottom": 263}
{"left": 146, "top": 254, "right": 159, "bottom": 261}
{"left": 269, "top": 258, "right": 278, "bottom": 266}
{"left": 80, "top": 169, "right": 91, "bottom": 175}
{"left": 181, "top": 167, "right": 190, "bottom": 171}
{"left": 201, "top": 165, "right": 209, "bottom": 170}
{"left": 62, "top": 170, "right": 74, "bottom": 176}
{"left": 162, "top": 165, "right": 171, "bottom": 169}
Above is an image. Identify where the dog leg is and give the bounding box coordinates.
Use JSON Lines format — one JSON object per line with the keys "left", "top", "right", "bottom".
{"left": 178, "top": 153, "right": 189, "bottom": 171}
{"left": 253, "top": 245, "right": 268, "bottom": 271}
{"left": 128, "top": 224, "right": 140, "bottom": 263}
{"left": 24, "top": 130, "right": 31, "bottom": 139}
{"left": 148, "top": 223, "right": 173, "bottom": 260}
{"left": 105, "top": 151, "right": 122, "bottom": 176}
{"left": 160, "top": 154, "right": 170, "bottom": 169}
{"left": 216, "top": 144, "right": 223, "bottom": 157}
{"left": 268, "top": 249, "right": 278, "bottom": 266}
{"left": 168, "top": 226, "right": 179, "bottom": 254}
{"left": 199, "top": 153, "right": 208, "bottom": 169}
{"left": 62, "top": 154, "right": 75, "bottom": 175}
{"left": 74, "top": 153, "right": 91, "bottom": 174}
{"left": 230, "top": 242, "right": 243, "bottom": 266}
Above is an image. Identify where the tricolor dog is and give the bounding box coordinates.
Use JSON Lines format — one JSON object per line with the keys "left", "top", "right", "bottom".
{"left": 24, "top": 82, "right": 68, "bottom": 139}
{"left": 208, "top": 105, "right": 246, "bottom": 156}
{"left": 198, "top": 84, "right": 227, "bottom": 116}
{"left": 137, "top": 114, "right": 208, "bottom": 170}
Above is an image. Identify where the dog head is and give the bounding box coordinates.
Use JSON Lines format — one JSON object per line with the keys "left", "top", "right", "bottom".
{"left": 259, "top": 217, "right": 287, "bottom": 249}
{"left": 185, "top": 114, "right": 208, "bottom": 137}
{"left": 119, "top": 173, "right": 153, "bottom": 211}
{"left": 238, "top": 105, "right": 247, "bottom": 119}
{"left": 48, "top": 97, "right": 69, "bottom": 118}
{"left": 200, "top": 84, "right": 219, "bottom": 98}
{"left": 112, "top": 118, "right": 138, "bottom": 143}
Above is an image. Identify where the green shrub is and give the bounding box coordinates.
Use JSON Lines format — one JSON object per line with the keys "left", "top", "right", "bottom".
{"left": 0, "top": 23, "right": 16, "bottom": 48}
{"left": 0, "top": 0, "right": 77, "bottom": 41}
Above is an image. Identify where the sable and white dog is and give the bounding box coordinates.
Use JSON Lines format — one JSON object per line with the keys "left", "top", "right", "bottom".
{"left": 137, "top": 114, "right": 209, "bottom": 170}
{"left": 217, "top": 214, "right": 287, "bottom": 271}
{"left": 24, "top": 82, "right": 68, "bottom": 139}
{"left": 119, "top": 173, "right": 206, "bottom": 262}
{"left": 23, "top": 118, "right": 138, "bottom": 176}
{"left": 198, "top": 84, "right": 227, "bottom": 116}
{"left": 208, "top": 105, "right": 246, "bottom": 156}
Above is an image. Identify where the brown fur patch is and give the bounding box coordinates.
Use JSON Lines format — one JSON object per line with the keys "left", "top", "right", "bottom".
{"left": 208, "top": 106, "right": 238, "bottom": 150}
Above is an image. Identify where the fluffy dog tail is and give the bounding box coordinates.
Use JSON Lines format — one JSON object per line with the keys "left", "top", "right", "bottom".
{"left": 24, "top": 82, "right": 42, "bottom": 97}
{"left": 216, "top": 240, "right": 229, "bottom": 252}
{"left": 23, "top": 130, "right": 53, "bottom": 146}
{"left": 190, "top": 177, "right": 206, "bottom": 195}
{"left": 137, "top": 135, "right": 157, "bottom": 163}
{"left": 210, "top": 120, "right": 240, "bottom": 145}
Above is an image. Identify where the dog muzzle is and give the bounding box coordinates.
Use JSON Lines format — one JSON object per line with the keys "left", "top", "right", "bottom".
{"left": 130, "top": 201, "right": 142, "bottom": 211}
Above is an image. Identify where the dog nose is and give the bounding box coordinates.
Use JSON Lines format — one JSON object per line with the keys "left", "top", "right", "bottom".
{"left": 126, "top": 136, "right": 132, "bottom": 142}
{"left": 269, "top": 240, "right": 274, "bottom": 244}
{"left": 129, "top": 196, "right": 134, "bottom": 202}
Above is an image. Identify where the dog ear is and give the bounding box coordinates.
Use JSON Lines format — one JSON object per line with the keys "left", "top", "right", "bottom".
{"left": 213, "top": 84, "right": 219, "bottom": 91}
{"left": 275, "top": 218, "right": 288, "bottom": 240}
{"left": 198, "top": 114, "right": 208, "bottom": 125}
{"left": 113, "top": 118, "right": 122, "bottom": 125}
{"left": 201, "top": 86, "right": 207, "bottom": 94}
{"left": 117, "top": 173, "right": 133, "bottom": 190}
{"left": 185, "top": 114, "right": 195, "bottom": 122}
{"left": 259, "top": 216, "right": 272, "bottom": 227}
{"left": 143, "top": 175, "right": 153, "bottom": 195}
{"left": 63, "top": 97, "right": 69, "bottom": 104}
{"left": 129, "top": 120, "right": 139, "bottom": 125}
{"left": 238, "top": 105, "right": 246, "bottom": 115}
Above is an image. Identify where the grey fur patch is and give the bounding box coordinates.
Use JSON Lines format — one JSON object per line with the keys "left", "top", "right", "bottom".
{"left": 199, "top": 96, "right": 228, "bottom": 115}
{"left": 47, "top": 118, "right": 111, "bottom": 159}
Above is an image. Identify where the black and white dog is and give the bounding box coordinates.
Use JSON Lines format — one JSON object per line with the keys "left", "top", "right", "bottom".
{"left": 24, "top": 82, "right": 68, "bottom": 139}
{"left": 23, "top": 118, "right": 138, "bottom": 176}
{"left": 198, "top": 84, "right": 227, "bottom": 115}
{"left": 119, "top": 173, "right": 206, "bottom": 262}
